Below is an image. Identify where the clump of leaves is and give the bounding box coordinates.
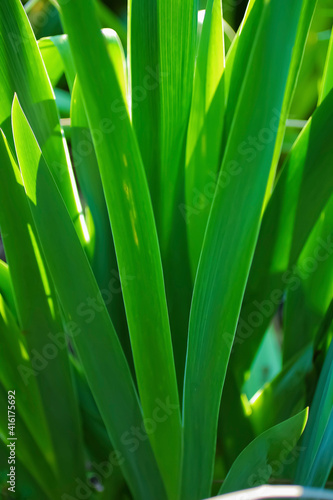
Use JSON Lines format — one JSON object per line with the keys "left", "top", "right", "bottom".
{"left": 0, "top": 0, "right": 332, "bottom": 499}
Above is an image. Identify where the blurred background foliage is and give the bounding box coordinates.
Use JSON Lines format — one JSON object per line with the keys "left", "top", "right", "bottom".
{"left": 16, "top": 0, "right": 333, "bottom": 165}
{"left": 22, "top": 0, "right": 332, "bottom": 127}
{"left": 18, "top": 0, "right": 333, "bottom": 179}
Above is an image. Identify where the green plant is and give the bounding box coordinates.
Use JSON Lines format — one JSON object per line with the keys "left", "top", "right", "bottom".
{"left": 0, "top": 0, "right": 332, "bottom": 499}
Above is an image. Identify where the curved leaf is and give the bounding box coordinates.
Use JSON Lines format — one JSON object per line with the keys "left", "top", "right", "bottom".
{"left": 219, "top": 409, "right": 308, "bottom": 494}
{"left": 182, "top": 0, "right": 305, "bottom": 497}
{"left": 58, "top": 1, "right": 182, "bottom": 497}
{"left": 12, "top": 94, "right": 167, "bottom": 500}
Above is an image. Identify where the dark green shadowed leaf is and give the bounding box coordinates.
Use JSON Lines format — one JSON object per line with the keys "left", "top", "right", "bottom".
{"left": 295, "top": 339, "right": 333, "bottom": 487}
{"left": 319, "top": 27, "right": 333, "bottom": 105}
{"left": 218, "top": 370, "right": 255, "bottom": 471}
{"left": 12, "top": 95, "right": 167, "bottom": 500}
{"left": 58, "top": 1, "right": 182, "bottom": 497}
{"left": 232, "top": 89, "right": 333, "bottom": 384}
{"left": 182, "top": 0, "right": 305, "bottom": 497}
{"left": 0, "top": 384, "right": 58, "bottom": 499}
{"left": 283, "top": 198, "right": 333, "bottom": 364}
{"left": 314, "top": 299, "right": 333, "bottom": 351}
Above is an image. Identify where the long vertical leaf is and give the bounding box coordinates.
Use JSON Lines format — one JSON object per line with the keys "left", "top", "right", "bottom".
{"left": 71, "top": 78, "right": 131, "bottom": 360}
{"left": 0, "top": 294, "right": 55, "bottom": 479}
{"left": 182, "top": 1, "right": 305, "bottom": 498}
{"left": 12, "top": 95, "right": 167, "bottom": 500}
{"left": 129, "top": 0, "right": 197, "bottom": 247}
{"left": 58, "top": 1, "right": 182, "bottom": 497}
{"left": 129, "top": 0, "right": 198, "bottom": 393}
{"left": 0, "top": 129, "right": 86, "bottom": 496}
{"left": 0, "top": 0, "right": 87, "bottom": 244}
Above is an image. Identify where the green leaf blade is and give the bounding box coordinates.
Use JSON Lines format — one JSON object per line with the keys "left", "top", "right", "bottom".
{"left": 0, "top": 128, "right": 86, "bottom": 496}
{"left": 182, "top": 0, "right": 306, "bottom": 497}
{"left": 12, "top": 94, "right": 167, "bottom": 500}
{"left": 58, "top": 1, "right": 182, "bottom": 497}
{"left": 295, "top": 339, "right": 333, "bottom": 487}
{"left": 185, "top": 0, "right": 225, "bottom": 278}
{"left": 129, "top": 0, "right": 198, "bottom": 251}
{"left": 0, "top": 0, "right": 87, "bottom": 245}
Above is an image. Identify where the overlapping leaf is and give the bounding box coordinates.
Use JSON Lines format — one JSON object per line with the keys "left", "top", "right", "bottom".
{"left": 0, "top": 260, "right": 16, "bottom": 317}
{"left": 129, "top": 0, "right": 197, "bottom": 248}
{"left": 12, "top": 95, "right": 166, "bottom": 500}
{"left": 58, "top": 1, "right": 182, "bottom": 497}
{"left": 185, "top": 0, "right": 225, "bottom": 277}
{"left": 182, "top": 0, "right": 306, "bottom": 497}
{"left": 219, "top": 409, "right": 308, "bottom": 494}
{"left": 283, "top": 198, "right": 333, "bottom": 363}
{"left": 0, "top": 129, "right": 86, "bottom": 496}
{"left": 295, "top": 338, "right": 333, "bottom": 487}
{"left": 0, "top": 0, "right": 87, "bottom": 244}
